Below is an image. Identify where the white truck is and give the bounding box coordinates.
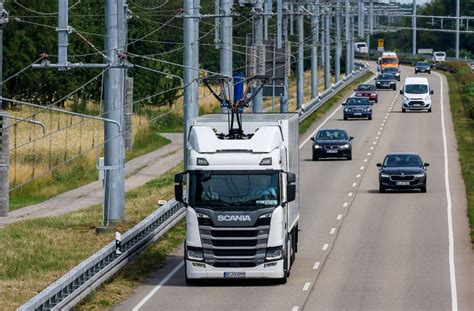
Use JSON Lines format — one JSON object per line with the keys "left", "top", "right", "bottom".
{"left": 174, "top": 113, "right": 300, "bottom": 284}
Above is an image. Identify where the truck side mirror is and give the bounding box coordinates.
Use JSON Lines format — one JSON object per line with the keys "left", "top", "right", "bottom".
{"left": 287, "top": 172, "right": 296, "bottom": 183}
{"left": 286, "top": 184, "right": 296, "bottom": 203}
{"left": 174, "top": 173, "right": 186, "bottom": 205}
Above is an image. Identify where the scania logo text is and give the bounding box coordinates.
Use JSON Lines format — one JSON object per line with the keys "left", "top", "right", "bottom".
{"left": 217, "top": 215, "right": 251, "bottom": 222}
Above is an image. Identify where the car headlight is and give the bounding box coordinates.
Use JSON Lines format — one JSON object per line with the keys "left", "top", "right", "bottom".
{"left": 371, "top": 93, "right": 377, "bottom": 96}
{"left": 424, "top": 96, "right": 431, "bottom": 101}
{"left": 380, "top": 173, "right": 390, "bottom": 178}
{"left": 340, "top": 144, "right": 350, "bottom": 149}
{"left": 187, "top": 247, "right": 204, "bottom": 261}
{"left": 364, "top": 108, "right": 372, "bottom": 112}
{"left": 265, "top": 246, "right": 283, "bottom": 261}
{"left": 414, "top": 173, "right": 425, "bottom": 178}
{"left": 403, "top": 96, "right": 409, "bottom": 101}
{"left": 314, "top": 144, "right": 321, "bottom": 149}
{"left": 344, "top": 108, "right": 349, "bottom": 112}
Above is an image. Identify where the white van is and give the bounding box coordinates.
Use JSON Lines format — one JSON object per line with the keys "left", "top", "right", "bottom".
{"left": 400, "top": 77, "right": 433, "bottom": 113}
{"left": 354, "top": 42, "right": 368, "bottom": 54}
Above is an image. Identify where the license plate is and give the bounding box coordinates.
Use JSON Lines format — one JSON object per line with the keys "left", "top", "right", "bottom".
{"left": 326, "top": 150, "right": 338, "bottom": 153}
{"left": 224, "top": 272, "right": 246, "bottom": 278}
{"left": 383, "top": 84, "right": 389, "bottom": 87}
{"left": 354, "top": 113, "right": 362, "bottom": 116}
{"left": 396, "top": 181, "right": 410, "bottom": 186}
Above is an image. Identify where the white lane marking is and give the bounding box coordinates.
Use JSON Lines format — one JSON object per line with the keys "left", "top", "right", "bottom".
{"left": 348, "top": 192, "right": 353, "bottom": 197}
{"left": 379, "top": 127, "right": 383, "bottom": 130}
{"left": 356, "top": 174, "right": 361, "bottom": 178}
{"left": 313, "top": 261, "right": 321, "bottom": 270}
{"left": 370, "top": 146, "right": 374, "bottom": 150}
{"left": 373, "top": 141, "right": 377, "bottom": 145}
{"left": 342, "top": 202, "right": 348, "bottom": 208}
{"left": 360, "top": 166, "right": 364, "bottom": 170}
{"left": 302, "top": 282, "right": 311, "bottom": 291}
{"left": 434, "top": 71, "right": 458, "bottom": 311}
{"left": 330, "top": 227, "right": 336, "bottom": 235}
{"left": 132, "top": 261, "right": 185, "bottom": 311}
{"left": 367, "top": 152, "right": 371, "bottom": 156}
{"left": 337, "top": 214, "right": 343, "bottom": 220}
{"left": 352, "top": 182, "right": 357, "bottom": 187}
{"left": 364, "top": 158, "right": 368, "bottom": 162}
{"left": 375, "top": 136, "right": 379, "bottom": 140}
{"left": 377, "top": 131, "right": 381, "bottom": 135}
{"left": 322, "top": 243, "right": 329, "bottom": 251}
{"left": 292, "top": 306, "right": 299, "bottom": 311}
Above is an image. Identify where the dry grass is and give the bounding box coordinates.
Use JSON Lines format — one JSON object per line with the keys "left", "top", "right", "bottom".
{"left": 0, "top": 164, "right": 183, "bottom": 310}
{"left": 8, "top": 105, "right": 148, "bottom": 188}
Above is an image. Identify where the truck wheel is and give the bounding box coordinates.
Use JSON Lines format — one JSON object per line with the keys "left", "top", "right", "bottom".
{"left": 277, "top": 237, "right": 292, "bottom": 284}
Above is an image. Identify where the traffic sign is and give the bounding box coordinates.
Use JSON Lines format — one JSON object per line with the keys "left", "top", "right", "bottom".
{"left": 378, "top": 39, "right": 384, "bottom": 52}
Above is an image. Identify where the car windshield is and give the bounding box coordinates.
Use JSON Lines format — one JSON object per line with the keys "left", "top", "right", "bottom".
{"left": 382, "top": 58, "right": 398, "bottom": 64}
{"left": 189, "top": 171, "right": 280, "bottom": 208}
{"left": 416, "top": 62, "right": 429, "bottom": 66}
{"left": 316, "top": 130, "right": 348, "bottom": 141}
{"left": 357, "top": 44, "right": 366, "bottom": 48}
{"left": 435, "top": 52, "right": 445, "bottom": 56}
{"left": 405, "top": 84, "right": 428, "bottom": 94}
{"left": 378, "top": 74, "right": 394, "bottom": 80}
{"left": 346, "top": 97, "right": 370, "bottom": 106}
{"left": 383, "top": 155, "right": 422, "bottom": 167}
{"left": 357, "top": 84, "right": 375, "bottom": 91}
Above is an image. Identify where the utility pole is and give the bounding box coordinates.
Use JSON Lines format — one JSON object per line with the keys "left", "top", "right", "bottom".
{"left": 193, "top": 0, "right": 200, "bottom": 115}
{"left": 264, "top": 0, "right": 271, "bottom": 40}
{"left": 220, "top": 0, "right": 232, "bottom": 112}
{"left": 335, "top": 1, "right": 341, "bottom": 83}
{"left": 350, "top": 14, "right": 355, "bottom": 72}
{"left": 345, "top": 0, "right": 350, "bottom": 76}
{"left": 412, "top": 0, "right": 416, "bottom": 55}
{"left": 281, "top": 1, "right": 289, "bottom": 113}
{"left": 358, "top": 0, "right": 364, "bottom": 38}
{"left": 311, "top": 0, "right": 319, "bottom": 99}
{"left": 0, "top": 0, "right": 8, "bottom": 217}
{"left": 324, "top": 11, "right": 330, "bottom": 90}
{"left": 296, "top": 3, "right": 304, "bottom": 110}
{"left": 455, "top": 0, "right": 460, "bottom": 58}
{"left": 252, "top": 0, "right": 263, "bottom": 112}
{"left": 103, "top": 0, "right": 125, "bottom": 224}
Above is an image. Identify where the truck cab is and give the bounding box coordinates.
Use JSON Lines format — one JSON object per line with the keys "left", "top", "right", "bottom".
{"left": 175, "top": 113, "right": 300, "bottom": 284}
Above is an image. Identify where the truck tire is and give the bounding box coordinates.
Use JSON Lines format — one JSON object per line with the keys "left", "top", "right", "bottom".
{"left": 277, "top": 237, "right": 292, "bottom": 284}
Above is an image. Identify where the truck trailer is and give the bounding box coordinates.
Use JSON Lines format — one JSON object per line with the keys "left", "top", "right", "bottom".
{"left": 174, "top": 113, "right": 300, "bottom": 284}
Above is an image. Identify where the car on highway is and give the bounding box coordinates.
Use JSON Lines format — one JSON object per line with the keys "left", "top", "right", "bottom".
{"left": 377, "top": 152, "right": 429, "bottom": 193}
{"left": 375, "top": 73, "right": 397, "bottom": 90}
{"left": 354, "top": 42, "right": 368, "bottom": 54}
{"left": 382, "top": 67, "right": 401, "bottom": 81}
{"left": 470, "top": 61, "right": 474, "bottom": 71}
{"left": 311, "top": 128, "right": 353, "bottom": 161}
{"left": 354, "top": 84, "right": 378, "bottom": 103}
{"left": 432, "top": 51, "right": 446, "bottom": 62}
{"left": 414, "top": 61, "right": 431, "bottom": 74}
{"left": 343, "top": 97, "right": 373, "bottom": 120}
{"left": 400, "top": 77, "right": 433, "bottom": 112}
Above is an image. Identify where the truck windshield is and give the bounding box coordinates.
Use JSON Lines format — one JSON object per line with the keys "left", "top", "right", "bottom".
{"left": 382, "top": 58, "right": 398, "bottom": 64}
{"left": 405, "top": 84, "right": 428, "bottom": 94}
{"left": 189, "top": 171, "right": 280, "bottom": 208}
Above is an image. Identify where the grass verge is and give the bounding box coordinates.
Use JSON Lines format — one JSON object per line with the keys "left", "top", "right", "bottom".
{"left": 0, "top": 163, "right": 183, "bottom": 310}
{"left": 9, "top": 125, "right": 171, "bottom": 211}
{"left": 299, "top": 71, "right": 374, "bottom": 134}
{"left": 443, "top": 63, "right": 474, "bottom": 243}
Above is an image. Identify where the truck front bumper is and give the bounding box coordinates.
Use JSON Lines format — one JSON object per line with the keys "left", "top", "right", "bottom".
{"left": 186, "top": 259, "right": 285, "bottom": 279}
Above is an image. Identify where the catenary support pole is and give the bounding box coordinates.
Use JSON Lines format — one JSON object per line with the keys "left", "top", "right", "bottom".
{"left": 58, "top": 0, "right": 68, "bottom": 67}
{"left": 183, "top": 0, "right": 195, "bottom": 167}
{"left": 335, "top": 2, "right": 341, "bottom": 83}
{"left": 358, "top": 0, "right": 364, "bottom": 38}
{"left": 282, "top": 1, "right": 289, "bottom": 112}
{"left": 252, "top": 0, "right": 263, "bottom": 112}
{"left": 220, "top": 0, "right": 233, "bottom": 112}
{"left": 350, "top": 15, "right": 354, "bottom": 72}
{"left": 264, "top": 0, "right": 271, "bottom": 40}
{"left": 296, "top": 4, "right": 304, "bottom": 110}
{"left": 455, "top": 0, "right": 460, "bottom": 58}
{"left": 103, "top": 0, "right": 125, "bottom": 224}
{"left": 193, "top": 0, "right": 200, "bottom": 116}
{"left": 324, "top": 12, "right": 330, "bottom": 90}
{"left": 276, "top": 0, "right": 282, "bottom": 48}
{"left": 412, "top": 0, "right": 416, "bottom": 55}
{"left": 0, "top": 0, "right": 7, "bottom": 216}
{"left": 345, "top": 0, "right": 350, "bottom": 76}
{"left": 311, "top": 1, "right": 319, "bottom": 98}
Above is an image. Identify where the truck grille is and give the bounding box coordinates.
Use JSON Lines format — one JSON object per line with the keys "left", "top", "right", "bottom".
{"left": 199, "top": 225, "right": 270, "bottom": 268}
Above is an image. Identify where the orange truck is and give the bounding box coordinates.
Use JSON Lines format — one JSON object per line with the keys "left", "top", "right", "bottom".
{"left": 378, "top": 52, "right": 399, "bottom": 71}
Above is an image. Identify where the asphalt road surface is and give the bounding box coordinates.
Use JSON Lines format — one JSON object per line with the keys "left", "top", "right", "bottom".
{"left": 115, "top": 66, "right": 474, "bottom": 311}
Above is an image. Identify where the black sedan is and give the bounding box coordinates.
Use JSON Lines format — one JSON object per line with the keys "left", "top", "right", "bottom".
{"left": 377, "top": 153, "right": 429, "bottom": 193}
{"left": 311, "top": 129, "right": 353, "bottom": 161}
{"left": 343, "top": 97, "right": 373, "bottom": 120}
{"left": 382, "top": 67, "right": 401, "bottom": 81}
{"left": 415, "top": 61, "right": 431, "bottom": 74}
{"left": 375, "top": 74, "right": 397, "bottom": 90}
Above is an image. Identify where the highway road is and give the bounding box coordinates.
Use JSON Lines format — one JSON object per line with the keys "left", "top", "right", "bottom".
{"left": 115, "top": 66, "right": 474, "bottom": 311}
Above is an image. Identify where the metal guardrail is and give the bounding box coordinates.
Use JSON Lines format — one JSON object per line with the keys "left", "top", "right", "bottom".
{"left": 20, "top": 63, "right": 370, "bottom": 311}
{"left": 19, "top": 200, "right": 185, "bottom": 311}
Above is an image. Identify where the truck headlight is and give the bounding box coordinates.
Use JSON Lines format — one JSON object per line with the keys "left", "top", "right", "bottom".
{"left": 187, "top": 246, "right": 204, "bottom": 261}
{"left": 265, "top": 246, "right": 283, "bottom": 261}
